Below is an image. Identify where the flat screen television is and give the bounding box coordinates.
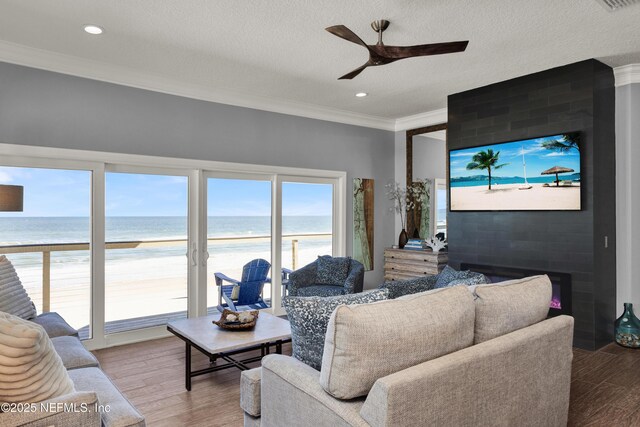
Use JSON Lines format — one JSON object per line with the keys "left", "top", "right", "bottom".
{"left": 449, "top": 132, "right": 581, "bottom": 211}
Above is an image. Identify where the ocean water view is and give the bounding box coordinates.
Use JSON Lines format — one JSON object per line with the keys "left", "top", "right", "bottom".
{"left": 0, "top": 216, "right": 332, "bottom": 330}
{"left": 450, "top": 174, "right": 581, "bottom": 187}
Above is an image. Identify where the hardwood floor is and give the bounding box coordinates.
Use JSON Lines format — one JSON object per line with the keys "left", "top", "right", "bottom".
{"left": 94, "top": 338, "right": 640, "bottom": 427}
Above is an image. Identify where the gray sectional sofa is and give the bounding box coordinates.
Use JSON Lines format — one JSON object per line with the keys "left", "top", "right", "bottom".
{"left": 0, "top": 253, "right": 144, "bottom": 427}
{"left": 241, "top": 275, "right": 574, "bottom": 426}
{"left": 1, "top": 311, "right": 145, "bottom": 427}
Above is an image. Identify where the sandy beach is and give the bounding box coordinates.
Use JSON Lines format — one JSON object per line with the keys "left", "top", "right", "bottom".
{"left": 11, "top": 241, "right": 330, "bottom": 331}
{"left": 451, "top": 183, "right": 581, "bottom": 211}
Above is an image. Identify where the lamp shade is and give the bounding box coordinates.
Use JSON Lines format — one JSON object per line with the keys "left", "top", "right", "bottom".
{"left": 0, "top": 185, "right": 23, "bottom": 212}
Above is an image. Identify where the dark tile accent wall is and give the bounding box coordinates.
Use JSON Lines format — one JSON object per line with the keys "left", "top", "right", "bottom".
{"left": 447, "top": 60, "right": 616, "bottom": 350}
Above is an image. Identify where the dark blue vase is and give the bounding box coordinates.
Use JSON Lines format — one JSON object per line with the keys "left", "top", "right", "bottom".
{"left": 615, "top": 303, "right": 640, "bottom": 348}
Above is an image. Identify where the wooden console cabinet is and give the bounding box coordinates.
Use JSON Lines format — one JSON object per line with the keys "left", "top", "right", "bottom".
{"left": 383, "top": 248, "right": 448, "bottom": 281}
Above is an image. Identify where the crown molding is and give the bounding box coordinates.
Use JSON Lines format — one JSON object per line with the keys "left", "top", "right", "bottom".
{"left": 394, "top": 108, "right": 448, "bottom": 131}
{"left": 614, "top": 64, "right": 640, "bottom": 87}
{"left": 0, "top": 40, "right": 401, "bottom": 131}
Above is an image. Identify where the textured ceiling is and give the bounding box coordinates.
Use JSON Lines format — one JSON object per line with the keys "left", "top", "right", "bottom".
{"left": 0, "top": 0, "right": 639, "bottom": 121}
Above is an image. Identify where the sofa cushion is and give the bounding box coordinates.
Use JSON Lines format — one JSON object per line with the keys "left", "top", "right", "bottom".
{"left": 240, "top": 367, "right": 262, "bottom": 417}
{"left": 473, "top": 275, "right": 552, "bottom": 344}
{"left": 0, "top": 311, "right": 75, "bottom": 403}
{"left": 51, "top": 336, "right": 99, "bottom": 370}
{"left": 31, "top": 312, "right": 78, "bottom": 338}
{"left": 378, "top": 275, "right": 437, "bottom": 299}
{"left": 295, "top": 285, "right": 345, "bottom": 297}
{"left": 316, "top": 256, "right": 351, "bottom": 285}
{"left": 0, "top": 256, "right": 37, "bottom": 320}
{"left": 320, "top": 285, "right": 475, "bottom": 399}
{"left": 69, "top": 367, "right": 145, "bottom": 427}
{"left": 283, "top": 289, "right": 389, "bottom": 370}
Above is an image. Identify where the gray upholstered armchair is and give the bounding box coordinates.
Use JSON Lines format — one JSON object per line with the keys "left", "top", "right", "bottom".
{"left": 287, "top": 256, "right": 364, "bottom": 297}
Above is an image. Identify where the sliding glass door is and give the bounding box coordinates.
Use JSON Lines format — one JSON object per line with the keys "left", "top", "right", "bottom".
{"left": 104, "top": 168, "right": 189, "bottom": 334}
{"left": 0, "top": 164, "right": 94, "bottom": 338}
{"left": 0, "top": 144, "right": 346, "bottom": 348}
{"left": 281, "top": 181, "right": 334, "bottom": 273}
{"left": 273, "top": 177, "right": 338, "bottom": 312}
{"left": 205, "top": 174, "right": 273, "bottom": 312}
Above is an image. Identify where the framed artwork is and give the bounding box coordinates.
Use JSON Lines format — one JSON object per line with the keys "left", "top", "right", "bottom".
{"left": 353, "top": 178, "right": 374, "bottom": 270}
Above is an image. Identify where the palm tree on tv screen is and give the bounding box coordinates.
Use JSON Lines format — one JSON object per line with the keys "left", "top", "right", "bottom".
{"left": 466, "top": 149, "right": 508, "bottom": 190}
{"left": 541, "top": 133, "right": 579, "bottom": 153}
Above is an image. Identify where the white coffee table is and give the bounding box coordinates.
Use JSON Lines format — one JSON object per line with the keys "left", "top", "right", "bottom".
{"left": 167, "top": 312, "right": 291, "bottom": 390}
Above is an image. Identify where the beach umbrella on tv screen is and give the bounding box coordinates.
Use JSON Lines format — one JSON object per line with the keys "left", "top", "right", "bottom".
{"left": 541, "top": 166, "right": 574, "bottom": 187}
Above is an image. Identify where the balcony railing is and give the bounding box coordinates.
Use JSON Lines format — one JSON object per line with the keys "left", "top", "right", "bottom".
{"left": 0, "top": 233, "right": 331, "bottom": 313}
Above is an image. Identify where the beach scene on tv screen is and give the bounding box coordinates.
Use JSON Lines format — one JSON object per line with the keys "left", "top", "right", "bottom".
{"left": 449, "top": 133, "right": 581, "bottom": 211}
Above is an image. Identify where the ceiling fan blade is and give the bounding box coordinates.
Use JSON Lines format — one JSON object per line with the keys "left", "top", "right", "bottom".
{"left": 338, "top": 63, "right": 369, "bottom": 80}
{"left": 375, "top": 41, "right": 469, "bottom": 59}
{"left": 326, "top": 25, "right": 370, "bottom": 49}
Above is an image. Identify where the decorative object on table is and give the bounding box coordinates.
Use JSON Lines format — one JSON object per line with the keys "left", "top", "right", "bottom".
{"left": 213, "top": 308, "right": 259, "bottom": 330}
{"left": 408, "top": 179, "right": 432, "bottom": 239}
{"left": 404, "top": 238, "right": 424, "bottom": 251}
{"left": 614, "top": 303, "right": 640, "bottom": 348}
{"left": 386, "top": 182, "right": 411, "bottom": 248}
{"left": 424, "top": 235, "right": 447, "bottom": 253}
{"left": 353, "top": 178, "right": 374, "bottom": 270}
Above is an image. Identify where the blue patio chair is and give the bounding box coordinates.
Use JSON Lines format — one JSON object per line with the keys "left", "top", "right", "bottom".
{"left": 215, "top": 259, "right": 271, "bottom": 311}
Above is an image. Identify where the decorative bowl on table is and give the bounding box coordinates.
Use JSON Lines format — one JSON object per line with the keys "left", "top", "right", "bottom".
{"left": 213, "top": 309, "right": 259, "bottom": 330}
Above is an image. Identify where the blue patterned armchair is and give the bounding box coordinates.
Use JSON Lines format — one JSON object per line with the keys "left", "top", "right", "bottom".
{"left": 287, "top": 256, "right": 365, "bottom": 297}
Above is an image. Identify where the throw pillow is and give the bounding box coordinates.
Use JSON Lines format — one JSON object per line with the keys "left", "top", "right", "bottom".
{"left": 434, "top": 265, "right": 477, "bottom": 289}
{"left": 320, "top": 286, "right": 475, "bottom": 399}
{"left": 0, "top": 255, "right": 38, "bottom": 320}
{"left": 378, "top": 275, "right": 438, "bottom": 299}
{"left": 448, "top": 272, "right": 489, "bottom": 287}
{"left": 473, "top": 275, "right": 552, "bottom": 343}
{"left": 316, "top": 255, "right": 351, "bottom": 285}
{"left": 0, "top": 311, "right": 75, "bottom": 403}
{"left": 283, "top": 289, "right": 389, "bottom": 370}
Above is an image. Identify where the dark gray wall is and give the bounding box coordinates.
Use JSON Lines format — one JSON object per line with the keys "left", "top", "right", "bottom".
{"left": 447, "top": 59, "right": 616, "bottom": 350}
{"left": 0, "top": 61, "right": 396, "bottom": 288}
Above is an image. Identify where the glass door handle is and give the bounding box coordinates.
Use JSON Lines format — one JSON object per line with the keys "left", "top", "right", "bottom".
{"left": 202, "top": 249, "right": 210, "bottom": 264}
{"left": 189, "top": 243, "right": 198, "bottom": 266}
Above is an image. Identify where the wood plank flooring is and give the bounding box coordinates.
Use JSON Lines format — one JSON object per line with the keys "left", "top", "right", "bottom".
{"left": 94, "top": 338, "right": 640, "bottom": 427}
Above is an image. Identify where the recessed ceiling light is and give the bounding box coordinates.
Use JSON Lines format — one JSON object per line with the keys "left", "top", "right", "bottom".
{"left": 355, "top": 92, "right": 368, "bottom": 98}
{"left": 83, "top": 25, "right": 104, "bottom": 35}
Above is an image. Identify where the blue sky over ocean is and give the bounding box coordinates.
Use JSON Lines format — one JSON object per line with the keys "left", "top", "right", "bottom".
{"left": 449, "top": 135, "right": 580, "bottom": 180}
{"left": 0, "top": 167, "right": 332, "bottom": 217}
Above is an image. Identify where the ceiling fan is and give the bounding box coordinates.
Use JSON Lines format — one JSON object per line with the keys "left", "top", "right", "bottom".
{"left": 326, "top": 20, "right": 468, "bottom": 80}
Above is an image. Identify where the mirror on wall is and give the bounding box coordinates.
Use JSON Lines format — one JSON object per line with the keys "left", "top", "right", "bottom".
{"left": 406, "top": 125, "right": 447, "bottom": 239}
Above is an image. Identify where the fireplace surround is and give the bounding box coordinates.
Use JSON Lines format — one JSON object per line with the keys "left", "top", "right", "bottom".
{"left": 446, "top": 59, "right": 616, "bottom": 350}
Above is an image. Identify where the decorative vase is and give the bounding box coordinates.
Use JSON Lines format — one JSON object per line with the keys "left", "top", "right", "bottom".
{"left": 614, "top": 303, "right": 640, "bottom": 348}
{"left": 398, "top": 229, "right": 408, "bottom": 249}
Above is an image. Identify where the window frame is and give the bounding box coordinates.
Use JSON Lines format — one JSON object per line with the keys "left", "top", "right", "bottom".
{"left": 0, "top": 143, "right": 346, "bottom": 349}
